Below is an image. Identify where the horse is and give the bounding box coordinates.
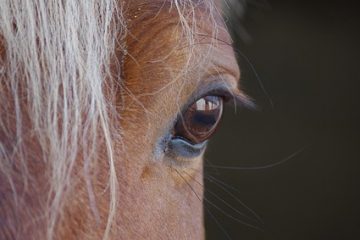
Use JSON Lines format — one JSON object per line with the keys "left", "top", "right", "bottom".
{"left": 0, "top": 0, "right": 249, "bottom": 239}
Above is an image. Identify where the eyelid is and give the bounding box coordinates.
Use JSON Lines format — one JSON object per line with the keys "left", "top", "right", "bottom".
{"left": 174, "top": 81, "right": 256, "bottom": 131}
{"left": 190, "top": 83, "right": 256, "bottom": 111}
{"left": 223, "top": 88, "right": 257, "bottom": 110}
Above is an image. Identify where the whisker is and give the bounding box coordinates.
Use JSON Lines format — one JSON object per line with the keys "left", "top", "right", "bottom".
{"left": 174, "top": 169, "right": 232, "bottom": 240}
{"left": 182, "top": 170, "right": 262, "bottom": 225}
{"left": 205, "top": 146, "right": 307, "bottom": 170}
{"left": 204, "top": 192, "right": 263, "bottom": 231}
{"left": 205, "top": 209, "right": 233, "bottom": 240}
{"left": 205, "top": 174, "right": 264, "bottom": 225}
{"left": 234, "top": 49, "right": 274, "bottom": 109}
{"left": 175, "top": 169, "right": 263, "bottom": 231}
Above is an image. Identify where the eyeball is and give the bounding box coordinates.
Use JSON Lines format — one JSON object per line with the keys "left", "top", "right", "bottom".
{"left": 173, "top": 96, "right": 223, "bottom": 144}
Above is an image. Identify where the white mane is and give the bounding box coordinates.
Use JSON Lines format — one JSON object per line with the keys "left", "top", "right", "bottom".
{"left": 0, "top": 1, "right": 122, "bottom": 238}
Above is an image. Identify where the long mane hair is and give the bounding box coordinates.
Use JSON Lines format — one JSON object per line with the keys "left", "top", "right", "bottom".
{"left": 0, "top": 0, "right": 122, "bottom": 238}
{"left": 0, "top": 0, "right": 244, "bottom": 239}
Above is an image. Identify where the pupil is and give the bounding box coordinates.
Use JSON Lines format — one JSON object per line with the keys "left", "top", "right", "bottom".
{"left": 192, "top": 112, "right": 217, "bottom": 126}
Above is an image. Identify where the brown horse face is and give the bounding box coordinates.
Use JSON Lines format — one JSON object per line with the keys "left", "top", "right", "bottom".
{"left": 0, "top": 1, "right": 245, "bottom": 239}
{"left": 111, "top": 2, "right": 241, "bottom": 239}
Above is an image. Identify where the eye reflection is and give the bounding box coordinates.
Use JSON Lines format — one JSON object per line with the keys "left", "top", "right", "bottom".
{"left": 173, "top": 96, "right": 223, "bottom": 144}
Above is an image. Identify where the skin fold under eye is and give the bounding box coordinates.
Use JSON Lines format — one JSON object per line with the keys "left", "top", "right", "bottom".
{"left": 173, "top": 95, "right": 223, "bottom": 145}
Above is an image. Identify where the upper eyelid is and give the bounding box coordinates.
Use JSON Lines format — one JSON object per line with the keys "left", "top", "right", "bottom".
{"left": 223, "top": 89, "right": 256, "bottom": 110}
{"left": 185, "top": 81, "right": 255, "bottom": 112}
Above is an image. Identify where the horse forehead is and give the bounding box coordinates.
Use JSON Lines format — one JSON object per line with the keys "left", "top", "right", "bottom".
{"left": 125, "top": 0, "right": 229, "bottom": 41}
{"left": 122, "top": 3, "right": 238, "bottom": 93}
{"left": 126, "top": 0, "right": 217, "bottom": 8}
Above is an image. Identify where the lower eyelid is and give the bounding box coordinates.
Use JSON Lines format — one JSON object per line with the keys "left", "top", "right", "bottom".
{"left": 167, "top": 138, "right": 207, "bottom": 159}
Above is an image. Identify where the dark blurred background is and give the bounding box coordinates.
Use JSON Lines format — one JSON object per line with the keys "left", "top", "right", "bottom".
{"left": 205, "top": 1, "right": 360, "bottom": 239}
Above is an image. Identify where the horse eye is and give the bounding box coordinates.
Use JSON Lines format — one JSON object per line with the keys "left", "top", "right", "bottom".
{"left": 173, "top": 96, "right": 223, "bottom": 144}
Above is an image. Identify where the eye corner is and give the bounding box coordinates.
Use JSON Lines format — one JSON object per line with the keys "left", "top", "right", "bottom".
{"left": 232, "top": 92, "right": 257, "bottom": 110}
{"left": 212, "top": 87, "right": 256, "bottom": 111}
